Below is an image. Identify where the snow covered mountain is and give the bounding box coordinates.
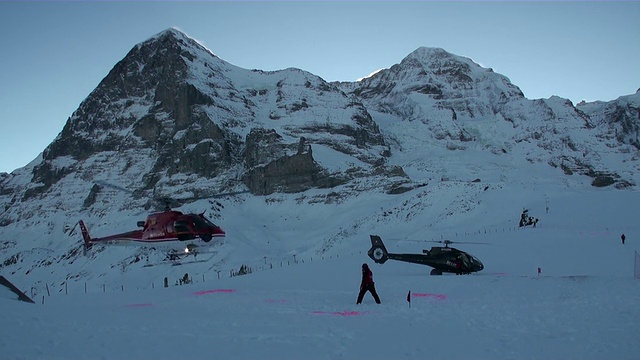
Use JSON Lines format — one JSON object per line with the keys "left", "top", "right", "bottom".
{"left": 0, "top": 28, "right": 638, "bottom": 292}
{"left": 338, "top": 46, "right": 639, "bottom": 188}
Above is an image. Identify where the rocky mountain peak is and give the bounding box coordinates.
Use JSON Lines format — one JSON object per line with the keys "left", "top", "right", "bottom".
{"left": 401, "top": 46, "right": 457, "bottom": 66}
{"left": 23, "top": 28, "right": 240, "bottom": 199}
{"left": 147, "top": 27, "right": 191, "bottom": 42}
{"left": 138, "top": 27, "right": 221, "bottom": 65}
{"left": 398, "top": 47, "right": 489, "bottom": 86}
{"left": 10, "top": 28, "right": 396, "bottom": 204}
{"left": 340, "top": 45, "right": 525, "bottom": 126}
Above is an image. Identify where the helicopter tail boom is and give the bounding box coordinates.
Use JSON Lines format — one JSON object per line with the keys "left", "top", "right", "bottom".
{"left": 78, "top": 220, "right": 93, "bottom": 249}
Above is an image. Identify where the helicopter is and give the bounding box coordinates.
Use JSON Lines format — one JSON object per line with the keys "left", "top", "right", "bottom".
{"left": 78, "top": 210, "right": 223, "bottom": 253}
{"left": 78, "top": 181, "right": 248, "bottom": 258}
{"left": 367, "top": 235, "right": 484, "bottom": 275}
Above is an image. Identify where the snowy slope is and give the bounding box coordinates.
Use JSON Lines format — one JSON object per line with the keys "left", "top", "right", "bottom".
{"left": 1, "top": 187, "right": 639, "bottom": 360}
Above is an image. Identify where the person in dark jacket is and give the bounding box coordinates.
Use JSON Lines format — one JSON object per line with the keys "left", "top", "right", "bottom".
{"left": 357, "top": 263, "right": 381, "bottom": 304}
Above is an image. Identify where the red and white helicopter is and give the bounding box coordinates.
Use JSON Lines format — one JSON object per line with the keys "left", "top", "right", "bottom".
{"left": 78, "top": 182, "right": 247, "bottom": 259}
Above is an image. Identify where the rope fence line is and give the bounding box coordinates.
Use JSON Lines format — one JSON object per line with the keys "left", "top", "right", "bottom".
{"left": 27, "top": 251, "right": 365, "bottom": 302}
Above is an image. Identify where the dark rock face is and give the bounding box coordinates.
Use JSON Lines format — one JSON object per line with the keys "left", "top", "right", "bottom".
{"left": 577, "top": 94, "right": 640, "bottom": 151}
{"left": 608, "top": 104, "right": 640, "bottom": 149}
{"left": 17, "top": 28, "right": 391, "bottom": 201}
{"left": 28, "top": 29, "right": 243, "bottom": 195}
{"left": 243, "top": 128, "right": 289, "bottom": 169}
{"left": 241, "top": 130, "right": 343, "bottom": 195}
{"left": 23, "top": 161, "right": 67, "bottom": 200}
{"left": 242, "top": 151, "right": 326, "bottom": 195}
{"left": 45, "top": 30, "right": 197, "bottom": 161}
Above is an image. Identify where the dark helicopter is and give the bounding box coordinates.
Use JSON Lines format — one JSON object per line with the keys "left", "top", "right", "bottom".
{"left": 367, "top": 235, "right": 484, "bottom": 275}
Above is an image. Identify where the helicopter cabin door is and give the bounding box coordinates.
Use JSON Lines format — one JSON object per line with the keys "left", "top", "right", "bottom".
{"left": 142, "top": 215, "right": 165, "bottom": 239}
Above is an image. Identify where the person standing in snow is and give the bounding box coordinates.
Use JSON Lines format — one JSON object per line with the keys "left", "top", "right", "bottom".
{"left": 621, "top": 234, "right": 626, "bottom": 245}
{"left": 357, "top": 263, "right": 381, "bottom": 304}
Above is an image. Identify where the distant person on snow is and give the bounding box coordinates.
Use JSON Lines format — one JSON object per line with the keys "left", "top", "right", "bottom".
{"left": 519, "top": 209, "right": 529, "bottom": 227}
{"left": 357, "top": 263, "right": 381, "bottom": 304}
{"left": 621, "top": 234, "right": 626, "bottom": 245}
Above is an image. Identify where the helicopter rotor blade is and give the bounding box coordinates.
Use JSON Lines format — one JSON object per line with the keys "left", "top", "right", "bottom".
{"left": 429, "top": 240, "right": 492, "bottom": 245}
{"left": 153, "top": 190, "right": 251, "bottom": 210}
{"left": 172, "top": 190, "right": 251, "bottom": 203}
{"left": 91, "top": 180, "right": 249, "bottom": 213}
{"left": 389, "top": 238, "right": 491, "bottom": 246}
{"left": 397, "top": 239, "right": 492, "bottom": 246}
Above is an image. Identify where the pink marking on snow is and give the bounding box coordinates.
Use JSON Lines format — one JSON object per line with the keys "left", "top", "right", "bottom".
{"left": 193, "top": 289, "right": 236, "bottom": 296}
{"left": 126, "top": 303, "right": 153, "bottom": 308}
{"left": 412, "top": 293, "right": 446, "bottom": 300}
{"left": 311, "top": 310, "right": 364, "bottom": 316}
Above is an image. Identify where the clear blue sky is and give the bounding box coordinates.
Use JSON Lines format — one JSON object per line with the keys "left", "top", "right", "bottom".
{"left": 1, "top": 1, "right": 638, "bottom": 174}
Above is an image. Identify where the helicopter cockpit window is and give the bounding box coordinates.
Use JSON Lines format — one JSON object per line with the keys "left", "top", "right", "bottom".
{"left": 199, "top": 215, "right": 215, "bottom": 227}
{"left": 459, "top": 253, "right": 471, "bottom": 267}
{"left": 174, "top": 220, "right": 190, "bottom": 234}
{"left": 187, "top": 214, "right": 216, "bottom": 228}
{"left": 191, "top": 216, "right": 211, "bottom": 230}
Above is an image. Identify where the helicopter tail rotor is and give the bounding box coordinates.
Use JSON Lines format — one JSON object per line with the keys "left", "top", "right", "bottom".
{"left": 78, "top": 220, "right": 93, "bottom": 250}
{"left": 368, "top": 235, "right": 390, "bottom": 264}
